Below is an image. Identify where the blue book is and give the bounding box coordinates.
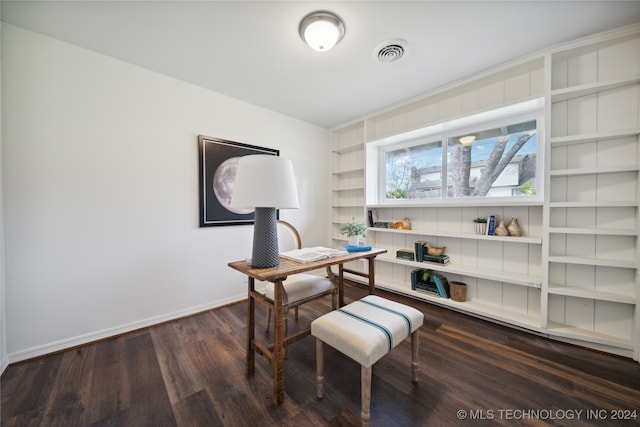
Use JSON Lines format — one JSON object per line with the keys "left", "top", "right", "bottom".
{"left": 433, "top": 274, "right": 450, "bottom": 298}
{"left": 487, "top": 215, "right": 496, "bottom": 236}
{"left": 342, "top": 244, "right": 372, "bottom": 252}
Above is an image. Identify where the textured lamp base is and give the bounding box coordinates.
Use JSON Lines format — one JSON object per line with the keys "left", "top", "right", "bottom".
{"left": 251, "top": 207, "right": 280, "bottom": 268}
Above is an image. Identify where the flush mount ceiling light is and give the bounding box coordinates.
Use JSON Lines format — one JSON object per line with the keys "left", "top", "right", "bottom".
{"left": 299, "top": 11, "right": 345, "bottom": 52}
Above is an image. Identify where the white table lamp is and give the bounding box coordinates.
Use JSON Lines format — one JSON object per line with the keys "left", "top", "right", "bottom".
{"left": 231, "top": 155, "right": 300, "bottom": 268}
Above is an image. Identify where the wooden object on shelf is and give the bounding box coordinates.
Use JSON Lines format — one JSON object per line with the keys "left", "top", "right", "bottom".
{"left": 450, "top": 282, "right": 467, "bottom": 302}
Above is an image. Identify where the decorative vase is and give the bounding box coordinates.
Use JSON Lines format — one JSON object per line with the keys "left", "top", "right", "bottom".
{"left": 347, "top": 235, "right": 360, "bottom": 246}
{"left": 495, "top": 220, "right": 509, "bottom": 236}
{"left": 507, "top": 218, "right": 521, "bottom": 237}
{"left": 475, "top": 222, "right": 487, "bottom": 235}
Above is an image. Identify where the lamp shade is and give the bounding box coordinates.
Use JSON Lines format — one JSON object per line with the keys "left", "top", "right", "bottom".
{"left": 231, "top": 155, "right": 300, "bottom": 209}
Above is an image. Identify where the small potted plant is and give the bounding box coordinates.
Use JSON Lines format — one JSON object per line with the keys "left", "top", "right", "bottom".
{"left": 473, "top": 217, "right": 487, "bottom": 235}
{"left": 339, "top": 216, "right": 367, "bottom": 246}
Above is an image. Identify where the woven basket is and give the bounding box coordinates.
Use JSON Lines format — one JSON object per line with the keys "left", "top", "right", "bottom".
{"left": 450, "top": 281, "right": 467, "bottom": 302}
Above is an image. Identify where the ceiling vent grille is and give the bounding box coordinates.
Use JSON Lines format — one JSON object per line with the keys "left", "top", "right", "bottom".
{"left": 374, "top": 39, "right": 407, "bottom": 63}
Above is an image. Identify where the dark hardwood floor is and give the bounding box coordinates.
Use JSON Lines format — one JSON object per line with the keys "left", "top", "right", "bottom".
{"left": 2, "top": 282, "right": 639, "bottom": 426}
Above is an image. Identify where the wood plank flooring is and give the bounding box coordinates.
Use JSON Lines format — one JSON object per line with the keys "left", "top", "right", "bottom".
{"left": 2, "top": 282, "right": 639, "bottom": 426}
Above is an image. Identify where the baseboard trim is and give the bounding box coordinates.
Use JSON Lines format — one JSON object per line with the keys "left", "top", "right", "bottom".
{"left": 6, "top": 293, "right": 246, "bottom": 365}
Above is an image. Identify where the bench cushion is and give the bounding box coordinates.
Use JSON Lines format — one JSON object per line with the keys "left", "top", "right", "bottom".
{"left": 311, "top": 295, "right": 423, "bottom": 367}
{"left": 264, "top": 274, "right": 333, "bottom": 304}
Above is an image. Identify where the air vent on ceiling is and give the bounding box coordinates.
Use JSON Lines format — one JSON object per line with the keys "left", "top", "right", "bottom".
{"left": 374, "top": 39, "right": 408, "bottom": 63}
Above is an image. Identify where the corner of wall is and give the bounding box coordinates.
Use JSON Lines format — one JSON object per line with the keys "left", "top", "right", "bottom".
{"left": 0, "top": 16, "right": 9, "bottom": 375}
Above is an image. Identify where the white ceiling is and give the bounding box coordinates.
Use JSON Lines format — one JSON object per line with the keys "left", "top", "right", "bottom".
{"left": 3, "top": 1, "right": 640, "bottom": 129}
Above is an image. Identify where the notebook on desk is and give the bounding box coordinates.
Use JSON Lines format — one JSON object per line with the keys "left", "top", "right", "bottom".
{"left": 280, "top": 246, "right": 349, "bottom": 263}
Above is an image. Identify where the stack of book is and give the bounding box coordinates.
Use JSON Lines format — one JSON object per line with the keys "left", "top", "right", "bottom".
{"left": 410, "top": 269, "right": 439, "bottom": 297}
{"left": 414, "top": 241, "right": 450, "bottom": 265}
{"left": 423, "top": 254, "right": 450, "bottom": 265}
{"left": 396, "top": 248, "right": 416, "bottom": 261}
{"left": 410, "top": 269, "right": 450, "bottom": 298}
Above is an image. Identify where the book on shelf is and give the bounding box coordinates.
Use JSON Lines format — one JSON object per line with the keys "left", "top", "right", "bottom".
{"left": 432, "top": 273, "right": 450, "bottom": 298}
{"left": 367, "top": 209, "right": 376, "bottom": 227}
{"left": 396, "top": 249, "right": 416, "bottom": 261}
{"left": 373, "top": 221, "right": 391, "bottom": 228}
{"left": 487, "top": 215, "right": 496, "bottom": 236}
{"left": 414, "top": 286, "right": 440, "bottom": 297}
{"left": 342, "top": 244, "right": 372, "bottom": 252}
{"left": 280, "top": 246, "right": 348, "bottom": 263}
{"left": 422, "top": 254, "right": 450, "bottom": 264}
{"left": 411, "top": 269, "right": 440, "bottom": 297}
{"left": 414, "top": 241, "right": 427, "bottom": 262}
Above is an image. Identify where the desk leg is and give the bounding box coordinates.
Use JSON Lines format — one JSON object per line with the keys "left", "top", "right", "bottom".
{"left": 273, "top": 278, "right": 285, "bottom": 406}
{"left": 338, "top": 264, "right": 345, "bottom": 307}
{"left": 246, "top": 277, "right": 255, "bottom": 375}
{"left": 368, "top": 257, "right": 376, "bottom": 296}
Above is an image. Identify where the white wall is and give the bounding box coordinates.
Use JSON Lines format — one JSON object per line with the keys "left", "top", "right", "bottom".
{"left": 1, "top": 24, "right": 331, "bottom": 362}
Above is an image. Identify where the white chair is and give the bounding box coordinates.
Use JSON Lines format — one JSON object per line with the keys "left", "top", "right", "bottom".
{"left": 263, "top": 220, "right": 338, "bottom": 332}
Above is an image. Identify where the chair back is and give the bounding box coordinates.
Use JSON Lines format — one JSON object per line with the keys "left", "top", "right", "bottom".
{"left": 277, "top": 220, "right": 302, "bottom": 252}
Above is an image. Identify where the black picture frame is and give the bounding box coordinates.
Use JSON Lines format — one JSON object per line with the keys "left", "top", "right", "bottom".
{"left": 198, "top": 135, "right": 279, "bottom": 227}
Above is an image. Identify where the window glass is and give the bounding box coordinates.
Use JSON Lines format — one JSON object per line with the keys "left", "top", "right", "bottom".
{"left": 385, "top": 140, "right": 442, "bottom": 200}
{"left": 371, "top": 98, "right": 543, "bottom": 205}
{"left": 447, "top": 120, "right": 537, "bottom": 199}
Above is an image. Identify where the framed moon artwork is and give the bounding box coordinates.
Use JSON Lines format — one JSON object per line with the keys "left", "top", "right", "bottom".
{"left": 198, "top": 135, "right": 279, "bottom": 227}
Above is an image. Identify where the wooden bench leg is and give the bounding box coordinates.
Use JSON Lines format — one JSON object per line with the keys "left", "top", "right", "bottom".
{"left": 411, "top": 330, "right": 419, "bottom": 383}
{"left": 361, "top": 365, "right": 371, "bottom": 427}
{"left": 316, "top": 338, "right": 324, "bottom": 399}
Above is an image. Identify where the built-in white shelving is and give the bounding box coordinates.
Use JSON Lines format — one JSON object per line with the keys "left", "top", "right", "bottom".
{"left": 330, "top": 24, "right": 640, "bottom": 360}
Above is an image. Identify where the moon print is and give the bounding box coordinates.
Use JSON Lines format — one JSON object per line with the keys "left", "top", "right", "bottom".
{"left": 212, "top": 157, "right": 253, "bottom": 215}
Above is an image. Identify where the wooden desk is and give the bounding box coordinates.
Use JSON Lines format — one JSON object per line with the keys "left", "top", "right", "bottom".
{"left": 227, "top": 248, "right": 386, "bottom": 406}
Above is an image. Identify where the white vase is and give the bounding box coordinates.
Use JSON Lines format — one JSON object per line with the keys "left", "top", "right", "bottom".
{"left": 474, "top": 223, "right": 487, "bottom": 235}
{"left": 347, "top": 235, "right": 360, "bottom": 246}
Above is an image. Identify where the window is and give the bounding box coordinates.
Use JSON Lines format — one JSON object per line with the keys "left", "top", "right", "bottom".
{"left": 367, "top": 98, "right": 544, "bottom": 205}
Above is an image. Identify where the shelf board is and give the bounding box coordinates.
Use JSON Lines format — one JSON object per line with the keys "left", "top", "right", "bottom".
{"left": 366, "top": 200, "right": 543, "bottom": 208}
{"left": 550, "top": 165, "right": 639, "bottom": 177}
{"left": 549, "top": 128, "right": 640, "bottom": 147}
{"left": 545, "top": 322, "right": 634, "bottom": 350}
{"left": 548, "top": 227, "right": 638, "bottom": 236}
{"left": 376, "top": 254, "right": 542, "bottom": 288}
{"left": 547, "top": 285, "right": 636, "bottom": 304}
{"left": 332, "top": 167, "right": 364, "bottom": 175}
{"left": 550, "top": 76, "right": 640, "bottom": 102}
{"left": 332, "top": 186, "right": 364, "bottom": 192}
{"left": 549, "top": 201, "right": 638, "bottom": 208}
{"left": 332, "top": 204, "right": 365, "bottom": 208}
{"left": 548, "top": 255, "right": 637, "bottom": 269}
{"left": 375, "top": 280, "right": 542, "bottom": 330}
{"left": 332, "top": 142, "right": 363, "bottom": 154}
{"left": 367, "top": 227, "right": 542, "bottom": 244}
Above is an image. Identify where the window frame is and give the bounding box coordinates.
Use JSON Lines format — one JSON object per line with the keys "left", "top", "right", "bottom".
{"left": 366, "top": 98, "right": 545, "bottom": 206}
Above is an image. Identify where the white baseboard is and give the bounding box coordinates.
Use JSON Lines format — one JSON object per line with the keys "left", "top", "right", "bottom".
{"left": 0, "top": 356, "right": 8, "bottom": 376}
{"left": 7, "top": 293, "right": 245, "bottom": 365}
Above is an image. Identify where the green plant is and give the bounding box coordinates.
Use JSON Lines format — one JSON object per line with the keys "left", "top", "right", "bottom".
{"left": 386, "top": 188, "right": 407, "bottom": 199}
{"left": 520, "top": 182, "right": 537, "bottom": 196}
{"left": 339, "top": 217, "right": 366, "bottom": 237}
{"left": 473, "top": 217, "right": 487, "bottom": 223}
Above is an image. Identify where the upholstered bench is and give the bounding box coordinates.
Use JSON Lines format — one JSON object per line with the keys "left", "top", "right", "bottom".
{"left": 311, "top": 295, "right": 424, "bottom": 426}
